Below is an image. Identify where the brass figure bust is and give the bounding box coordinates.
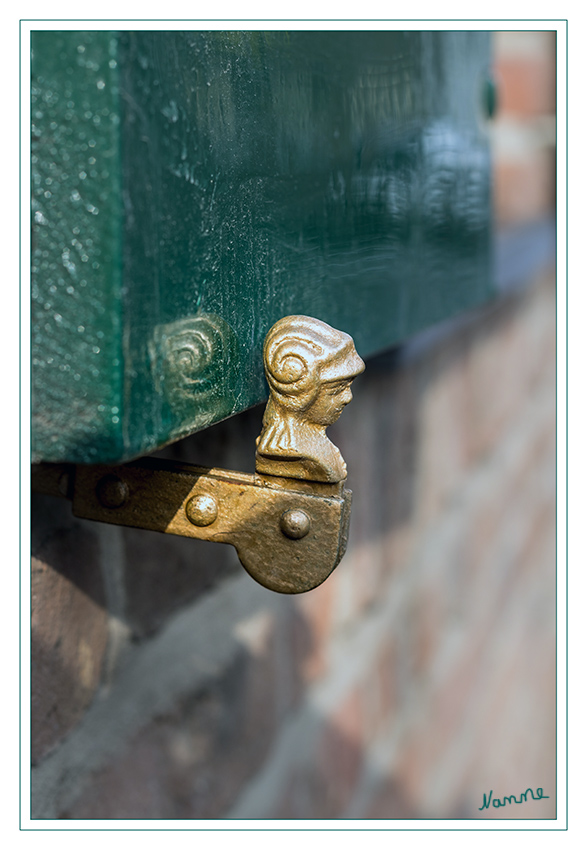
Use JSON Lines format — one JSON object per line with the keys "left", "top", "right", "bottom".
{"left": 256, "top": 316, "right": 365, "bottom": 483}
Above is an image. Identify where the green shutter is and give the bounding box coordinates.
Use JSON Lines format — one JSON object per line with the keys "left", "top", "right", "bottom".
{"left": 32, "top": 30, "right": 494, "bottom": 464}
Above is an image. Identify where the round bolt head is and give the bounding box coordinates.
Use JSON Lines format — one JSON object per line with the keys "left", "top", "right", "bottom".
{"left": 280, "top": 508, "right": 311, "bottom": 540}
{"left": 96, "top": 475, "right": 129, "bottom": 509}
{"left": 186, "top": 493, "right": 218, "bottom": 527}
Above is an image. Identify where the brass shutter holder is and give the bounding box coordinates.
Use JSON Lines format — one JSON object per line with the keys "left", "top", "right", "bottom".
{"left": 32, "top": 316, "right": 365, "bottom": 594}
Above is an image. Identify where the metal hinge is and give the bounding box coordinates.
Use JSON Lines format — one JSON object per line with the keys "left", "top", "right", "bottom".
{"left": 32, "top": 315, "right": 364, "bottom": 594}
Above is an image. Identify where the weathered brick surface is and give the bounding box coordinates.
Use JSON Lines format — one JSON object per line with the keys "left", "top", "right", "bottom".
{"left": 32, "top": 269, "right": 555, "bottom": 820}
{"left": 492, "top": 31, "right": 556, "bottom": 227}
{"left": 267, "top": 692, "right": 365, "bottom": 820}
{"left": 61, "top": 603, "right": 312, "bottom": 819}
{"left": 31, "top": 496, "right": 108, "bottom": 764}
{"left": 121, "top": 527, "right": 241, "bottom": 639}
{"left": 361, "top": 637, "right": 399, "bottom": 743}
{"left": 314, "top": 689, "right": 365, "bottom": 815}
{"left": 244, "top": 271, "right": 554, "bottom": 820}
{"left": 325, "top": 276, "right": 554, "bottom": 643}
{"left": 494, "top": 151, "right": 556, "bottom": 227}
{"left": 361, "top": 778, "right": 420, "bottom": 820}
{"left": 494, "top": 31, "right": 556, "bottom": 117}
{"left": 292, "top": 577, "right": 338, "bottom": 683}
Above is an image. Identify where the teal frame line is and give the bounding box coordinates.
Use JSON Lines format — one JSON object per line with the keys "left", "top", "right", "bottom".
{"left": 19, "top": 18, "right": 22, "bottom": 834}
{"left": 21, "top": 18, "right": 568, "bottom": 831}
{"left": 565, "top": 15, "right": 568, "bottom": 831}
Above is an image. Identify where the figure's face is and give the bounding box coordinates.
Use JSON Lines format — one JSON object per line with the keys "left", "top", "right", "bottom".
{"left": 305, "top": 377, "right": 354, "bottom": 426}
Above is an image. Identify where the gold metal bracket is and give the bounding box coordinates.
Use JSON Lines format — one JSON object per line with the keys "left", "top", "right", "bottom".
{"left": 32, "top": 460, "right": 351, "bottom": 594}
{"left": 32, "top": 316, "right": 364, "bottom": 594}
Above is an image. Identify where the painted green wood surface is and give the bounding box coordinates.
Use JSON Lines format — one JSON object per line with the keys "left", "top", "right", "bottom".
{"left": 32, "top": 30, "right": 494, "bottom": 464}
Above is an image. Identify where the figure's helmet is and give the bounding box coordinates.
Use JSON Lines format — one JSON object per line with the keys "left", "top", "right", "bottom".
{"left": 263, "top": 315, "right": 365, "bottom": 413}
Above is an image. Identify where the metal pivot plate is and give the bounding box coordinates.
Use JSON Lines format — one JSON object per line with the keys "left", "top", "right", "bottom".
{"left": 70, "top": 459, "right": 352, "bottom": 594}
{"left": 31, "top": 315, "right": 363, "bottom": 594}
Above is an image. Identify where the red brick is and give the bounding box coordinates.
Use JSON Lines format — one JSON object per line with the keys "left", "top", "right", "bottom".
{"left": 317, "top": 688, "right": 364, "bottom": 812}
{"left": 361, "top": 776, "right": 419, "bottom": 819}
{"left": 415, "top": 355, "right": 471, "bottom": 523}
{"left": 494, "top": 149, "right": 555, "bottom": 227}
{"left": 335, "top": 367, "right": 420, "bottom": 616}
{"left": 462, "top": 294, "right": 554, "bottom": 464}
{"left": 272, "top": 689, "right": 365, "bottom": 819}
{"left": 466, "top": 620, "right": 555, "bottom": 820}
{"left": 122, "top": 527, "right": 240, "bottom": 639}
{"left": 361, "top": 636, "right": 399, "bottom": 739}
{"left": 464, "top": 423, "right": 554, "bottom": 598}
{"left": 411, "top": 579, "right": 453, "bottom": 677}
{"left": 31, "top": 519, "right": 108, "bottom": 764}
{"left": 495, "top": 44, "right": 556, "bottom": 118}
{"left": 293, "top": 570, "right": 338, "bottom": 682}
{"left": 64, "top": 635, "right": 286, "bottom": 819}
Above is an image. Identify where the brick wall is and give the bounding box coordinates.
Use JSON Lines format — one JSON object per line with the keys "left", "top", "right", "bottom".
{"left": 29, "top": 31, "right": 557, "bottom": 822}
{"left": 492, "top": 31, "right": 556, "bottom": 228}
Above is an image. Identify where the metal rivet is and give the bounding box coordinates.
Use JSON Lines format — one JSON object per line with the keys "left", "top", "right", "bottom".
{"left": 186, "top": 494, "right": 218, "bottom": 527}
{"left": 280, "top": 508, "right": 311, "bottom": 539}
{"left": 96, "top": 474, "right": 128, "bottom": 508}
